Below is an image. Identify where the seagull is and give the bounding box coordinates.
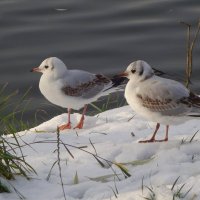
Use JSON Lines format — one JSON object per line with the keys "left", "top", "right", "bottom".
{"left": 31, "top": 57, "right": 124, "bottom": 130}
{"left": 117, "top": 60, "right": 200, "bottom": 143}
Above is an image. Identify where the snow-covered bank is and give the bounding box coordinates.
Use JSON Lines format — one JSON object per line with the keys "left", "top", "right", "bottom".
{"left": 1, "top": 106, "right": 200, "bottom": 200}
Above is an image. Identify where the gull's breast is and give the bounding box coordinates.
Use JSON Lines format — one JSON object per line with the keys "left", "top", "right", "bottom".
{"left": 39, "top": 76, "right": 65, "bottom": 107}
{"left": 38, "top": 76, "right": 95, "bottom": 110}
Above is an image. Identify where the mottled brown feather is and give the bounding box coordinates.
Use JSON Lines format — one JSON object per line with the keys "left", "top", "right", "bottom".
{"left": 136, "top": 94, "right": 176, "bottom": 112}
{"left": 179, "top": 92, "right": 200, "bottom": 107}
{"left": 137, "top": 91, "right": 200, "bottom": 113}
{"left": 61, "top": 74, "right": 110, "bottom": 97}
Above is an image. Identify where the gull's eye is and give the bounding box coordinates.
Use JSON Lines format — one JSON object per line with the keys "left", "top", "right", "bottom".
{"left": 131, "top": 69, "right": 136, "bottom": 74}
{"left": 45, "top": 65, "right": 49, "bottom": 69}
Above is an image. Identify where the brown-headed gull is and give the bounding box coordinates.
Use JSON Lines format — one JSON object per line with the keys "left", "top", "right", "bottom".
{"left": 31, "top": 57, "right": 124, "bottom": 130}
{"left": 117, "top": 60, "right": 200, "bottom": 143}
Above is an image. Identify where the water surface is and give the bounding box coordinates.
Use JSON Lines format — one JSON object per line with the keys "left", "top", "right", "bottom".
{"left": 0, "top": 0, "right": 200, "bottom": 120}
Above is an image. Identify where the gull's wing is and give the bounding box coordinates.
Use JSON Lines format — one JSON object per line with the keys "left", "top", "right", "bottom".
{"left": 135, "top": 76, "right": 195, "bottom": 116}
{"left": 61, "top": 70, "right": 112, "bottom": 99}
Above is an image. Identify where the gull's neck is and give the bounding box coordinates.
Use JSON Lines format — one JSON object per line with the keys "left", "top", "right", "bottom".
{"left": 140, "top": 71, "right": 154, "bottom": 82}
{"left": 130, "top": 72, "right": 154, "bottom": 84}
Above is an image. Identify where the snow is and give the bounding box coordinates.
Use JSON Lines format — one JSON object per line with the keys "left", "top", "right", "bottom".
{"left": 1, "top": 105, "right": 200, "bottom": 200}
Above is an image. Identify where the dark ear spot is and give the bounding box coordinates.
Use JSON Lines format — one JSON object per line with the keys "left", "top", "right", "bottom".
{"left": 51, "top": 62, "right": 54, "bottom": 71}
{"left": 139, "top": 66, "right": 144, "bottom": 76}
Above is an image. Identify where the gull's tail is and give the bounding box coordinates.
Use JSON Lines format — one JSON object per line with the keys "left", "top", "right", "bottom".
{"left": 111, "top": 76, "right": 127, "bottom": 88}
{"left": 103, "top": 75, "right": 127, "bottom": 93}
{"left": 185, "top": 92, "right": 200, "bottom": 117}
{"left": 188, "top": 114, "right": 200, "bottom": 117}
{"left": 188, "top": 92, "right": 200, "bottom": 108}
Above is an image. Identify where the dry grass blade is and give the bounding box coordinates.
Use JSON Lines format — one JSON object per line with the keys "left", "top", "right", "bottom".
{"left": 189, "top": 130, "right": 199, "bottom": 143}
{"left": 89, "top": 138, "right": 97, "bottom": 155}
{"left": 77, "top": 145, "right": 88, "bottom": 149}
{"left": 182, "top": 186, "right": 193, "bottom": 198}
{"left": 177, "top": 183, "right": 185, "bottom": 194}
{"left": 87, "top": 174, "right": 121, "bottom": 183}
{"left": 46, "top": 160, "right": 58, "bottom": 181}
{"left": 190, "top": 20, "right": 200, "bottom": 51}
{"left": 171, "top": 176, "right": 180, "bottom": 191}
{"left": 56, "top": 128, "right": 67, "bottom": 200}
{"left": 143, "top": 186, "right": 156, "bottom": 200}
{"left": 141, "top": 176, "right": 144, "bottom": 195}
{"left": 108, "top": 186, "right": 118, "bottom": 199}
{"left": 128, "top": 115, "right": 135, "bottom": 122}
{"left": 113, "top": 176, "right": 119, "bottom": 195}
{"left": 145, "top": 186, "right": 154, "bottom": 194}
{"left": 73, "top": 171, "right": 79, "bottom": 185}
{"left": 90, "top": 103, "right": 102, "bottom": 113}
{"left": 93, "top": 155, "right": 105, "bottom": 167}
{"left": 181, "top": 20, "right": 200, "bottom": 88}
{"left": 11, "top": 133, "right": 25, "bottom": 162}
{"left": 120, "top": 157, "right": 154, "bottom": 166}
{"left": 10, "top": 183, "right": 25, "bottom": 200}
{"left": 114, "top": 162, "right": 131, "bottom": 178}
{"left": 61, "top": 142, "right": 74, "bottom": 159}
{"left": 108, "top": 163, "right": 121, "bottom": 181}
{"left": 180, "top": 21, "right": 191, "bottom": 88}
{"left": 173, "top": 184, "right": 193, "bottom": 199}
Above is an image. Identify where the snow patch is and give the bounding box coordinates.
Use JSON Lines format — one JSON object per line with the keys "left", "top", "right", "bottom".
{"left": 2, "top": 106, "right": 200, "bottom": 200}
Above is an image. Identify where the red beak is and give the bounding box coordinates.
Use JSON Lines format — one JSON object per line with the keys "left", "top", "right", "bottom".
{"left": 30, "top": 67, "right": 41, "bottom": 73}
{"left": 117, "top": 71, "right": 128, "bottom": 77}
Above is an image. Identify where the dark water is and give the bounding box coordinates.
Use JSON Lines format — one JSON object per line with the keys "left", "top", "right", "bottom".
{"left": 0, "top": 0, "right": 200, "bottom": 121}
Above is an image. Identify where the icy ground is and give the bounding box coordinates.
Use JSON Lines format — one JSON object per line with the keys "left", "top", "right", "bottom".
{"left": 2, "top": 106, "right": 200, "bottom": 200}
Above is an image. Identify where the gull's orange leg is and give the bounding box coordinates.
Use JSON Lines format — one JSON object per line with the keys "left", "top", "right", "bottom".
{"left": 74, "top": 105, "right": 88, "bottom": 129}
{"left": 155, "top": 125, "right": 169, "bottom": 142}
{"left": 59, "top": 108, "right": 72, "bottom": 130}
{"left": 139, "top": 123, "right": 160, "bottom": 143}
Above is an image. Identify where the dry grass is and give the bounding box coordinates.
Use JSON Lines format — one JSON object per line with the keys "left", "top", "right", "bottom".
{"left": 181, "top": 20, "right": 200, "bottom": 88}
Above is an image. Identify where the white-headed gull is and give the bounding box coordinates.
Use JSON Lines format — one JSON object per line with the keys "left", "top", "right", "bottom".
{"left": 31, "top": 57, "right": 123, "bottom": 130}
{"left": 117, "top": 60, "right": 200, "bottom": 143}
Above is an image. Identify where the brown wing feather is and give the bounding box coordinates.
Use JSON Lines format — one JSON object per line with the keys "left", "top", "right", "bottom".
{"left": 179, "top": 92, "right": 200, "bottom": 107}
{"left": 62, "top": 74, "right": 110, "bottom": 97}
{"left": 136, "top": 94, "right": 177, "bottom": 112}
{"left": 137, "top": 91, "right": 200, "bottom": 113}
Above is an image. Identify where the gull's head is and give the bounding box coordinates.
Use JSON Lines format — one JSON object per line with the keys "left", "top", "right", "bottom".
{"left": 31, "top": 57, "right": 68, "bottom": 78}
{"left": 118, "top": 60, "right": 154, "bottom": 82}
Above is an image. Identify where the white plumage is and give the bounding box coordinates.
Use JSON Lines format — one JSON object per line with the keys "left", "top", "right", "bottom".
{"left": 119, "top": 60, "right": 200, "bottom": 142}
{"left": 31, "top": 57, "right": 120, "bottom": 130}
{"left": 38, "top": 57, "right": 113, "bottom": 110}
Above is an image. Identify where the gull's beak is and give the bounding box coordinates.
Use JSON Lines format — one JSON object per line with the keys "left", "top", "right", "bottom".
{"left": 116, "top": 71, "right": 128, "bottom": 77}
{"left": 30, "top": 67, "right": 41, "bottom": 73}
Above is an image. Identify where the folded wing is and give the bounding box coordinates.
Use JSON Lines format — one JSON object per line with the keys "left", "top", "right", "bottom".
{"left": 136, "top": 77, "right": 195, "bottom": 116}
{"left": 61, "top": 70, "right": 112, "bottom": 99}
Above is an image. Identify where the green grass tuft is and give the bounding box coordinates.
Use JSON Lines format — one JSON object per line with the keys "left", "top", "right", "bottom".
{"left": 90, "top": 93, "right": 126, "bottom": 114}
{"left": 0, "top": 179, "right": 10, "bottom": 193}
{"left": 0, "top": 85, "right": 36, "bottom": 195}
